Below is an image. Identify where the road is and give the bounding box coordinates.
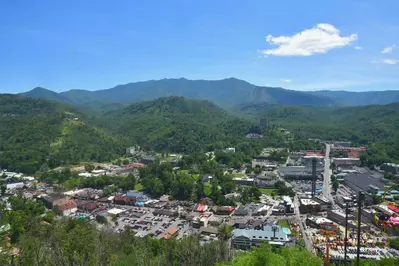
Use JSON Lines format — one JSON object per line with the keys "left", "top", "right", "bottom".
{"left": 322, "top": 144, "right": 335, "bottom": 207}
{"left": 293, "top": 195, "right": 314, "bottom": 254}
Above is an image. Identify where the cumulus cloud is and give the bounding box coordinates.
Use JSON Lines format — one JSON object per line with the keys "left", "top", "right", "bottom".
{"left": 381, "top": 45, "right": 396, "bottom": 54}
{"left": 354, "top": 46, "right": 362, "bottom": 50}
{"left": 280, "top": 79, "right": 292, "bottom": 83}
{"left": 382, "top": 59, "right": 398, "bottom": 65}
{"left": 259, "top": 23, "right": 357, "bottom": 56}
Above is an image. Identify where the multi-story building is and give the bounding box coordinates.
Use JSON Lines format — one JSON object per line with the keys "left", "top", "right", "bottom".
{"left": 233, "top": 177, "right": 254, "bottom": 186}
{"left": 299, "top": 198, "right": 322, "bottom": 214}
{"left": 333, "top": 158, "right": 361, "bottom": 167}
{"left": 231, "top": 225, "right": 290, "bottom": 249}
{"left": 279, "top": 166, "right": 323, "bottom": 180}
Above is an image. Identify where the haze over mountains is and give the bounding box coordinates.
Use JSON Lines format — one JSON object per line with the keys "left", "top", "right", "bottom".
{"left": 20, "top": 78, "right": 399, "bottom": 110}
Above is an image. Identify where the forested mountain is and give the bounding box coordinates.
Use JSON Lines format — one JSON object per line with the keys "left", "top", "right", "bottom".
{"left": 21, "top": 78, "right": 337, "bottom": 109}
{"left": 309, "top": 90, "right": 399, "bottom": 106}
{"left": 21, "top": 87, "right": 74, "bottom": 104}
{"left": 0, "top": 95, "right": 125, "bottom": 174}
{"left": 0, "top": 95, "right": 262, "bottom": 173}
{"left": 104, "top": 96, "right": 256, "bottom": 153}
{"left": 239, "top": 103, "right": 399, "bottom": 165}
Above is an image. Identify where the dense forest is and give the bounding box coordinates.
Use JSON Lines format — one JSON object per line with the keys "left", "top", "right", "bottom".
{"left": 103, "top": 97, "right": 261, "bottom": 153}
{"left": 240, "top": 103, "right": 399, "bottom": 166}
{"left": 0, "top": 95, "right": 125, "bottom": 174}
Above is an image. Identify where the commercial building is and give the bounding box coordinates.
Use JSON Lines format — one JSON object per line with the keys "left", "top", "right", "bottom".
{"left": 233, "top": 206, "right": 250, "bottom": 216}
{"left": 113, "top": 195, "right": 136, "bottom": 205}
{"left": 327, "top": 209, "right": 352, "bottom": 224}
{"left": 301, "top": 155, "right": 324, "bottom": 167}
{"left": 313, "top": 196, "right": 332, "bottom": 211}
{"left": 289, "top": 152, "right": 306, "bottom": 160}
{"left": 331, "top": 146, "right": 366, "bottom": 158}
{"left": 77, "top": 200, "right": 98, "bottom": 212}
{"left": 207, "top": 216, "right": 223, "bottom": 227}
{"left": 306, "top": 217, "right": 337, "bottom": 231}
{"left": 327, "top": 209, "right": 369, "bottom": 230}
{"left": 215, "top": 206, "right": 235, "bottom": 215}
{"left": 40, "top": 193, "right": 70, "bottom": 209}
{"left": 333, "top": 158, "right": 361, "bottom": 167}
{"left": 299, "top": 198, "right": 322, "bottom": 214}
{"left": 199, "top": 226, "right": 218, "bottom": 236}
{"left": 251, "top": 159, "right": 277, "bottom": 169}
{"left": 281, "top": 196, "right": 294, "bottom": 214}
{"left": 107, "top": 208, "right": 125, "bottom": 217}
{"left": 55, "top": 200, "right": 78, "bottom": 216}
{"left": 6, "top": 182, "right": 24, "bottom": 191}
{"left": 279, "top": 166, "right": 323, "bottom": 180}
{"left": 163, "top": 227, "right": 179, "bottom": 240}
{"left": 233, "top": 177, "right": 254, "bottom": 186}
{"left": 231, "top": 225, "right": 290, "bottom": 249}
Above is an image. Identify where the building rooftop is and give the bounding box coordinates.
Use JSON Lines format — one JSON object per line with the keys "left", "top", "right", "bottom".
{"left": 199, "top": 226, "right": 218, "bottom": 235}
{"left": 232, "top": 225, "right": 289, "bottom": 242}
{"left": 300, "top": 199, "right": 320, "bottom": 206}
{"left": 233, "top": 177, "right": 254, "bottom": 182}
{"left": 107, "top": 208, "right": 125, "bottom": 215}
{"left": 163, "top": 227, "right": 179, "bottom": 239}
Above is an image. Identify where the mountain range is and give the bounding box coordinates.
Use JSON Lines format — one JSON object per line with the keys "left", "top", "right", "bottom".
{"left": 20, "top": 78, "right": 399, "bottom": 110}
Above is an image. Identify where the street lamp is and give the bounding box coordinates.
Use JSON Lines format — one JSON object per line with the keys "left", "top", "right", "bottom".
{"left": 356, "top": 191, "right": 365, "bottom": 266}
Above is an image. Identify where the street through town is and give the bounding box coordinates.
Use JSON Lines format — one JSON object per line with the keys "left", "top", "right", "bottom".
{"left": 293, "top": 195, "right": 314, "bottom": 254}
{"left": 323, "top": 144, "right": 335, "bottom": 207}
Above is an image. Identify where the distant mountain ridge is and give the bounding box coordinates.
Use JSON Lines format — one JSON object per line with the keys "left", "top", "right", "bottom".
{"left": 20, "top": 78, "right": 399, "bottom": 109}
{"left": 308, "top": 90, "right": 399, "bottom": 106}
{"left": 20, "top": 78, "right": 337, "bottom": 109}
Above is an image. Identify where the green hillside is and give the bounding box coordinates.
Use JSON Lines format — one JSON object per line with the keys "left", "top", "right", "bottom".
{"left": 0, "top": 95, "right": 125, "bottom": 174}
{"left": 105, "top": 96, "right": 256, "bottom": 153}
{"left": 239, "top": 103, "right": 399, "bottom": 165}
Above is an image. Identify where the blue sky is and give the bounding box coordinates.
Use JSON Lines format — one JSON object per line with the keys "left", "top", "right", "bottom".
{"left": 1, "top": 0, "right": 398, "bottom": 93}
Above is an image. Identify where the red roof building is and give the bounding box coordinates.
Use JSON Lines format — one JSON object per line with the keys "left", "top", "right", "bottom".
{"left": 56, "top": 200, "right": 77, "bottom": 216}
{"left": 77, "top": 200, "right": 98, "bottom": 212}
{"left": 124, "top": 163, "right": 145, "bottom": 169}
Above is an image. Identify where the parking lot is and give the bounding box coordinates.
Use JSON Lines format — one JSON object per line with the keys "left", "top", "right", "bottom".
{"left": 113, "top": 206, "right": 190, "bottom": 239}
{"left": 289, "top": 180, "right": 324, "bottom": 193}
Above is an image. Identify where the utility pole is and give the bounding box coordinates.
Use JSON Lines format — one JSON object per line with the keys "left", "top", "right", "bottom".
{"left": 356, "top": 191, "right": 365, "bottom": 266}
{"left": 344, "top": 200, "right": 349, "bottom": 266}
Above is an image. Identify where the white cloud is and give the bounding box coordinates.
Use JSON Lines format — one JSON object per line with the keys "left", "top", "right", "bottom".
{"left": 354, "top": 46, "right": 362, "bottom": 50}
{"left": 259, "top": 23, "right": 358, "bottom": 56}
{"left": 381, "top": 45, "right": 396, "bottom": 54}
{"left": 382, "top": 59, "right": 398, "bottom": 64}
{"left": 280, "top": 79, "right": 292, "bottom": 83}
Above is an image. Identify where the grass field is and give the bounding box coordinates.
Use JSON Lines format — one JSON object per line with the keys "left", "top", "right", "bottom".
{"left": 277, "top": 219, "right": 290, "bottom": 229}
{"left": 177, "top": 169, "right": 189, "bottom": 174}
{"left": 204, "top": 182, "right": 212, "bottom": 196}
{"left": 259, "top": 188, "right": 277, "bottom": 195}
{"left": 192, "top": 174, "right": 200, "bottom": 181}
{"left": 134, "top": 183, "right": 144, "bottom": 191}
{"left": 231, "top": 173, "right": 245, "bottom": 177}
